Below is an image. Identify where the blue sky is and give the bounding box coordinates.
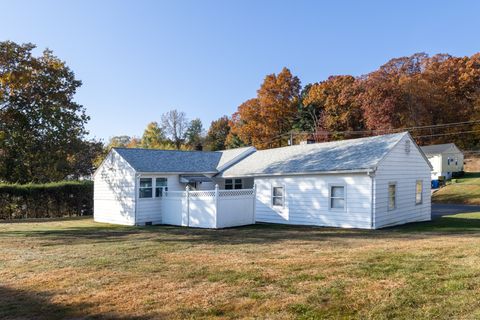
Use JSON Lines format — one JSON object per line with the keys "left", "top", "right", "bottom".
{"left": 2, "top": 0, "right": 479, "bottom": 141}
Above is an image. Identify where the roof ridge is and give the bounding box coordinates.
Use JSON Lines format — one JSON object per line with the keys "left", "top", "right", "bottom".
{"left": 253, "top": 132, "right": 407, "bottom": 153}
{"left": 113, "top": 147, "right": 221, "bottom": 154}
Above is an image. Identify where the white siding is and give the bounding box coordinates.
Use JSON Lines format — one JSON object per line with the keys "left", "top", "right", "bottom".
{"left": 427, "top": 155, "right": 442, "bottom": 179}
{"left": 94, "top": 150, "right": 136, "bottom": 225}
{"left": 374, "top": 135, "right": 431, "bottom": 228}
{"left": 254, "top": 174, "right": 373, "bottom": 229}
{"left": 135, "top": 174, "right": 184, "bottom": 225}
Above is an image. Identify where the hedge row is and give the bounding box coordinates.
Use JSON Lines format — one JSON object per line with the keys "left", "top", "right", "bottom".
{"left": 0, "top": 181, "right": 93, "bottom": 220}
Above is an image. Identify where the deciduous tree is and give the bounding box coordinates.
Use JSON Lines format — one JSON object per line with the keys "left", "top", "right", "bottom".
{"left": 0, "top": 41, "right": 95, "bottom": 183}
{"left": 229, "top": 68, "right": 301, "bottom": 149}
{"left": 161, "top": 109, "right": 188, "bottom": 149}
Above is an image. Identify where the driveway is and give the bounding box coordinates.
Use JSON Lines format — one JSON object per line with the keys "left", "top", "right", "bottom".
{"left": 432, "top": 203, "right": 480, "bottom": 218}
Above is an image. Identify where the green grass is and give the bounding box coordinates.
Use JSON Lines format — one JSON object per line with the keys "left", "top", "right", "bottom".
{"left": 1, "top": 214, "right": 480, "bottom": 319}
{"left": 433, "top": 172, "right": 480, "bottom": 204}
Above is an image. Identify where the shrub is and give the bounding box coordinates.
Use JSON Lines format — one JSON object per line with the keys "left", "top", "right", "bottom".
{"left": 452, "top": 171, "right": 465, "bottom": 179}
{"left": 0, "top": 181, "right": 93, "bottom": 220}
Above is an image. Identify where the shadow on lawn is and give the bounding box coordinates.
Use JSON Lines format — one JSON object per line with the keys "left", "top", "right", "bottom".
{"left": 2, "top": 214, "right": 480, "bottom": 246}
{"left": 0, "top": 286, "right": 146, "bottom": 320}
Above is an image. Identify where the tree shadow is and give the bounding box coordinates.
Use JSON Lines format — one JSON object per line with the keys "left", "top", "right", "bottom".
{"left": 2, "top": 215, "right": 480, "bottom": 247}
{"left": 0, "top": 286, "right": 148, "bottom": 320}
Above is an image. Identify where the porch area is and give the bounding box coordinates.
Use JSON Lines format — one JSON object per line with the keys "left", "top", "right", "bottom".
{"left": 160, "top": 185, "right": 256, "bottom": 228}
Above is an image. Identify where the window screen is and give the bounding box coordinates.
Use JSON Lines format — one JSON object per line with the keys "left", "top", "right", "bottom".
{"left": 388, "top": 183, "right": 396, "bottom": 210}
{"left": 415, "top": 180, "right": 422, "bottom": 204}
{"left": 272, "top": 187, "right": 284, "bottom": 206}
{"left": 330, "top": 186, "right": 345, "bottom": 209}
{"left": 139, "top": 178, "right": 153, "bottom": 198}
{"left": 155, "top": 178, "right": 168, "bottom": 197}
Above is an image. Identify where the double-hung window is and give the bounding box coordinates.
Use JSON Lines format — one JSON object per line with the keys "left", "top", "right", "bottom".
{"left": 155, "top": 178, "right": 168, "bottom": 197}
{"left": 330, "top": 186, "right": 345, "bottom": 210}
{"left": 415, "top": 180, "right": 422, "bottom": 205}
{"left": 139, "top": 178, "right": 153, "bottom": 198}
{"left": 272, "top": 186, "right": 284, "bottom": 207}
{"left": 388, "top": 183, "right": 396, "bottom": 211}
{"left": 225, "top": 179, "right": 242, "bottom": 190}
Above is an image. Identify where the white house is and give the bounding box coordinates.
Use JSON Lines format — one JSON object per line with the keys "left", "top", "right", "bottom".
{"left": 94, "top": 132, "right": 432, "bottom": 229}
{"left": 420, "top": 143, "right": 464, "bottom": 180}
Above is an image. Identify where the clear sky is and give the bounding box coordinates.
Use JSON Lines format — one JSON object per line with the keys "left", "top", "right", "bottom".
{"left": 2, "top": 0, "right": 479, "bottom": 141}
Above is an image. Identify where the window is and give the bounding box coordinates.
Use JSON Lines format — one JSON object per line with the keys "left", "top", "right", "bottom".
{"left": 139, "top": 178, "right": 153, "bottom": 198}
{"left": 225, "top": 179, "right": 242, "bottom": 190}
{"left": 388, "top": 183, "right": 396, "bottom": 211}
{"left": 330, "top": 186, "right": 345, "bottom": 210}
{"left": 415, "top": 180, "right": 422, "bottom": 205}
{"left": 234, "top": 179, "right": 242, "bottom": 189}
{"left": 272, "top": 186, "right": 284, "bottom": 207}
{"left": 155, "top": 178, "right": 168, "bottom": 197}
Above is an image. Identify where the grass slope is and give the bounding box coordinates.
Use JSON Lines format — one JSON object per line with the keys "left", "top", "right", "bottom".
{"left": 433, "top": 172, "right": 480, "bottom": 205}
{"left": 1, "top": 215, "right": 480, "bottom": 319}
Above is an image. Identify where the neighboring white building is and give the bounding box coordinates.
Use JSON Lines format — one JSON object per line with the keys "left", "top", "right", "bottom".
{"left": 94, "top": 132, "right": 432, "bottom": 229}
{"left": 420, "top": 143, "right": 464, "bottom": 180}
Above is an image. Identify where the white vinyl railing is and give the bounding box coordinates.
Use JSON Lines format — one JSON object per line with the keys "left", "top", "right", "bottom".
{"left": 162, "top": 185, "right": 256, "bottom": 228}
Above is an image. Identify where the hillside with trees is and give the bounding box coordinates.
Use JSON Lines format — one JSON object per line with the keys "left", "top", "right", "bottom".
{"left": 229, "top": 53, "right": 480, "bottom": 150}
{"left": 2, "top": 40, "right": 479, "bottom": 184}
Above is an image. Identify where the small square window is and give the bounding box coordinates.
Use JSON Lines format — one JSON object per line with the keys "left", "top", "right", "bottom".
{"left": 225, "top": 179, "right": 233, "bottom": 190}
{"left": 330, "top": 186, "right": 345, "bottom": 210}
{"left": 272, "top": 187, "right": 284, "bottom": 207}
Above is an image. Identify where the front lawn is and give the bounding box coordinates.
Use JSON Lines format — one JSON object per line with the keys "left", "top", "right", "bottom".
{"left": 433, "top": 172, "right": 480, "bottom": 205}
{"left": 1, "top": 215, "right": 480, "bottom": 319}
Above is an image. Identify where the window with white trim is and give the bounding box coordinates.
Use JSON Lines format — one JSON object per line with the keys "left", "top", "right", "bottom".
{"left": 155, "top": 178, "right": 168, "bottom": 197}
{"left": 139, "top": 178, "right": 153, "bottom": 198}
{"left": 272, "top": 186, "right": 284, "bottom": 207}
{"left": 415, "top": 180, "right": 422, "bottom": 205}
{"left": 388, "top": 183, "right": 396, "bottom": 211}
{"left": 225, "top": 179, "right": 242, "bottom": 190}
{"left": 330, "top": 186, "right": 345, "bottom": 210}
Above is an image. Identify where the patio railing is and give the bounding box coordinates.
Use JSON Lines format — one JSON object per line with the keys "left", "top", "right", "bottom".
{"left": 161, "top": 185, "right": 256, "bottom": 228}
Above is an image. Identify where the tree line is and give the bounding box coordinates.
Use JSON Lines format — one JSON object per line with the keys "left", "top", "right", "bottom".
{"left": 2, "top": 40, "right": 479, "bottom": 184}
{"left": 116, "top": 52, "right": 480, "bottom": 153}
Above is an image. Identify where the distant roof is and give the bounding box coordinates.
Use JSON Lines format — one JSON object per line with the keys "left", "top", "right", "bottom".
{"left": 219, "top": 132, "right": 409, "bottom": 177}
{"left": 113, "top": 146, "right": 254, "bottom": 173}
{"left": 420, "top": 143, "right": 460, "bottom": 156}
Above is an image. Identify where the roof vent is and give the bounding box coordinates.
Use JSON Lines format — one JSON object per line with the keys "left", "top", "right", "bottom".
{"left": 405, "top": 140, "right": 411, "bottom": 154}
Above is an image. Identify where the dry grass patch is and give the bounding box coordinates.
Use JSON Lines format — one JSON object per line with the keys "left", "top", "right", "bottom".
{"left": 1, "top": 214, "right": 480, "bottom": 319}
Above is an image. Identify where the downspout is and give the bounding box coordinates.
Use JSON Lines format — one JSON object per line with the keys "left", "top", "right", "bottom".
{"left": 367, "top": 169, "right": 376, "bottom": 229}
{"left": 134, "top": 173, "right": 140, "bottom": 226}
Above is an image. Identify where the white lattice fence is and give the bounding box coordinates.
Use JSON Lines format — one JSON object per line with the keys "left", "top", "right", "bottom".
{"left": 219, "top": 189, "right": 254, "bottom": 197}
{"left": 188, "top": 190, "right": 216, "bottom": 198}
{"left": 160, "top": 185, "right": 256, "bottom": 228}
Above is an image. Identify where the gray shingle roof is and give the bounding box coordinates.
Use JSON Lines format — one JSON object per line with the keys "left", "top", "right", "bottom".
{"left": 420, "top": 143, "right": 459, "bottom": 156}
{"left": 113, "top": 146, "right": 254, "bottom": 173}
{"left": 219, "top": 132, "right": 409, "bottom": 177}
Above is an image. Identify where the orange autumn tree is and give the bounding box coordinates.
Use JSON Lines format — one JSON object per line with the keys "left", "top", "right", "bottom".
{"left": 229, "top": 67, "right": 301, "bottom": 149}
{"left": 303, "top": 75, "right": 365, "bottom": 140}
